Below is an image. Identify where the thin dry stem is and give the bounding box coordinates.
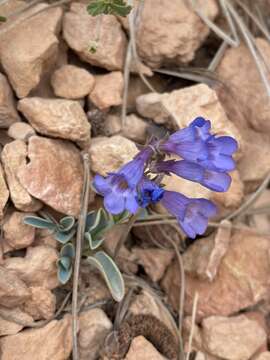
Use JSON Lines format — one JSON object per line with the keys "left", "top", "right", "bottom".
{"left": 186, "top": 292, "right": 199, "bottom": 360}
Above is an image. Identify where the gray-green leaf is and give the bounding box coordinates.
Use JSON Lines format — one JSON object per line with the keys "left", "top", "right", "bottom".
{"left": 23, "top": 216, "right": 56, "bottom": 231}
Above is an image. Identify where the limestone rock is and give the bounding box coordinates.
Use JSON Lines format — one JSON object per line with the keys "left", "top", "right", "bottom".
{"left": 0, "top": 307, "right": 33, "bottom": 336}
{"left": 136, "top": 0, "right": 218, "bottom": 68}
{"left": 33, "top": 228, "right": 59, "bottom": 249}
{"left": 3, "top": 211, "right": 35, "bottom": 251}
{"left": 51, "top": 64, "right": 95, "bottom": 99}
{"left": 17, "top": 136, "right": 84, "bottom": 216}
{"left": 89, "top": 71, "right": 124, "bottom": 110}
{"left": 1, "top": 140, "right": 42, "bottom": 211}
{"left": 0, "top": 6, "right": 63, "bottom": 98}
{"left": 0, "top": 315, "right": 72, "bottom": 360}
{"left": 90, "top": 135, "right": 138, "bottom": 175}
{"left": 63, "top": 3, "right": 127, "bottom": 70}
{"left": 162, "top": 230, "right": 270, "bottom": 319}
{"left": 80, "top": 270, "right": 111, "bottom": 306}
{"left": 217, "top": 38, "right": 270, "bottom": 133}
{"left": 132, "top": 248, "right": 174, "bottom": 282}
{"left": 4, "top": 246, "right": 59, "bottom": 289}
{"left": 18, "top": 98, "right": 91, "bottom": 148}
{"left": 23, "top": 286, "right": 56, "bottom": 320}
{"left": 79, "top": 309, "right": 112, "bottom": 360}
{"left": 0, "top": 266, "right": 30, "bottom": 308}
{"left": 8, "top": 122, "right": 36, "bottom": 141}
{"left": 0, "top": 73, "right": 20, "bottom": 127}
{"left": 202, "top": 315, "right": 267, "bottom": 360}
{"left": 125, "top": 336, "right": 166, "bottom": 360}
{"left": 256, "top": 353, "right": 270, "bottom": 360}
{"left": 0, "top": 163, "right": 9, "bottom": 218}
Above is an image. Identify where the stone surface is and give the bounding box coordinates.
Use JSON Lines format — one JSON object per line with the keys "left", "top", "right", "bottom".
{"left": 125, "top": 336, "right": 166, "bottom": 360}
{"left": 0, "top": 315, "right": 72, "bottom": 360}
{"left": 0, "top": 307, "right": 33, "bottom": 336}
{"left": 162, "top": 230, "right": 270, "bottom": 319}
{"left": 3, "top": 211, "right": 35, "bottom": 251}
{"left": 90, "top": 135, "right": 138, "bottom": 175}
{"left": 79, "top": 309, "right": 112, "bottom": 360}
{"left": 0, "top": 163, "right": 9, "bottom": 218}
{"left": 51, "top": 64, "right": 95, "bottom": 99}
{"left": 132, "top": 248, "right": 174, "bottom": 282}
{"left": 202, "top": 315, "right": 267, "bottom": 360}
{"left": 63, "top": 3, "right": 127, "bottom": 70}
{"left": 18, "top": 98, "right": 91, "bottom": 148}
{"left": 255, "top": 353, "right": 270, "bottom": 360}
{"left": 136, "top": 0, "right": 218, "bottom": 68}
{"left": 4, "top": 246, "right": 59, "bottom": 289}
{"left": 23, "top": 286, "right": 56, "bottom": 320}
{"left": 217, "top": 38, "right": 270, "bottom": 133}
{"left": 0, "top": 266, "right": 30, "bottom": 308}
{"left": 136, "top": 84, "right": 242, "bottom": 151}
{"left": 0, "top": 73, "right": 20, "bottom": 127}
{"left": 1, "top": 140, "right": 42, "bottom": 211}
{"left": 0, "top": 6, "right": 63, "bottom": 98}
{"left": 17, "top": 136, "right": 84, "bottom": 216}
{"left": 33, "top": 228, "right": 59, "bottom": 249}
{"left": 89, "top": 71, "right": 124, "bottom": 110}
{"left": 8, "top": 122, "right": 36, "bottom": 141}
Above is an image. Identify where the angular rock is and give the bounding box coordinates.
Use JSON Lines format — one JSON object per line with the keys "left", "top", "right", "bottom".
{"left": 0, "top": 6, "right": 63, "bottom": 98}
{"left": 132, "top": 248, "right": 174, "bottom": 282}
{"left": 18, "top": 98, "right": 91, "bottom": 148}
{"left": 125, "top": 336, "right": 166, "bottom": 360}
{"left": 0, "top": 73, "right": 20, "bottom": 127}
{"left": 1, "top": 140, "right": 42, "bottom": 211}
{"left": 4, "top": 246, "right": 59, "bottom": 289}
{"left": 0, "top": 307, "right": 33, "bottom": 336}
{"left": 23, "top": 286, "right": 56, "bottom": 320}
{"left": 3, "top": 211, "right": 35, "bottom": 251}
{"left": 162, "top": 230, "right": 270, "bottom": 319}
{"left": 136, "top": 0, "right": 218, "bottom": 68}
{"left": 0, "top": 315, "right": 72, "bottom": 360}
{"left": 33, "top": 228, "right": 59, "bottom": 249}
{"left": 202, "top": 315, "right": 267, "bottom": 360}
{"left": 0, "top": 266, "right": 30, "bottom": 308}
{"left": 80, "top": 270, "right": 111, "bottom": 306}
{"left": 79, "top": 309, "right": 112, "bottom": 360}
{"left": 89, "top": 135, "right": 138, "bottom": 175}
{"left": 8, "top": 122, "right": 36, "bottom": 141}
{"left": 51, "top": 64, "right": 95, "bottom": 99}
{"left": 217, "top": 38, "right": 270, "bottom": 133}
{"left": 136, "top": 84, "right": 242, "bottom": 151}
{"left": 256, "top": 353, "right": 270, "bottom": 360}
{"left": 17, "top": 136, "right": 84, "bottom": 216}
{"left": 89, "top": 71, "right": 124, "bottom": 110}
{"left": 63, "top": 3, "right": 127, "bottom": 70}
{"left": 249, "top": 190, "right": 270, "bottom": 234}
{"left": 0, "top": 163, "right": 9, "bottom": 218}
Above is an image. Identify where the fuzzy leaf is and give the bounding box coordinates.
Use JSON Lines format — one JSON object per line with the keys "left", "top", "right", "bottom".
{"left": 58, "top": 216, "right": 76, "bottom": 232}
{"left": 84, "top": 231, "right": 104, "bottom": 250}
{"left": 87, "top": 251, "right": 124, "bottom": 302}
{"left": 23, "top": 216, "right": 56, "bottom": 230}
{"left": 112, "top": 210, "right": 130, "bottom": 224}
{"left": 55, "top": 228, "right": 76, "bottom": 244}
{"left": 60, "top": 243, "right": 75, "bottom": 258}
{"left": 110, "top": 2, "right": 131, "bottom": 16}
{"left": 57, "top": 261, "right": 72, "bottom": 284}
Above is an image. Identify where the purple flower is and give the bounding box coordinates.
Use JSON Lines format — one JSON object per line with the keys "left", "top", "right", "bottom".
{"left": 160, "top": 190, "right": 217, "bottom": 239}
{"left": 136, "top": 177, "right": 164, "bottom": 207}
{"left": 155, "top": 160, "right": 232, "bottom": 192}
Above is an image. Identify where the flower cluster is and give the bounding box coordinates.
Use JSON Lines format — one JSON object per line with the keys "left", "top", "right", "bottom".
{"left": 93, "top": 117, "right": 238, "bottom": 239}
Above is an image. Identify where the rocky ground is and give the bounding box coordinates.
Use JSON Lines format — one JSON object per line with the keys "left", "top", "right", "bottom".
{"left": 0, "top": 0, "right": 270, "bottom": 359}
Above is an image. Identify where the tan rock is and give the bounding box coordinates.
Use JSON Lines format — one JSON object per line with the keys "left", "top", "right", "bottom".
{"left": 0, "top": 266, "right": 30, "bottom": 308}
{"left": 132, "top": 248, "right": 174, "bottom": 282}
{"left": 249, "top": 190, "right": 270, "bottom": 234}
{"left": 0, "top": 73, "right": 20, "bottom": 127}
{"left": 136, "top": 0, "right": 218, "bottom": 68}
{"left": 125, "top": 336, "right": 166, "bottom": 360}
{"left": 1, "top": 140, "right": 42, "bottom": 211}
{"left": 89, "top": 71, "right": 124, "bottom": 110}
{"left": 4, "top": 246, "right": 59, "bottom": 289}
{"left": 0, "top": 6, "right": 63, "bottom": 98}
{"left": 33, "top": 228, "right": 59, "bottom": 249}
{"left": 8, "top": 122, "right": 36, "bottom": 141}
{"left": 80, "top": 270, "right": 111, "bottom": 306}
{"left": 23, "top": 286, "right": 56, "bottom": 320}
{"left": 3, "top": 211, "right": 35, "bottom": 251}
{"left": 90, "top": 135, "right": 138, "bottom": 175}
{"left": 0, "top": 315, "right": 72, "bottom": 360}
{"left": 0, "top": 0, "right": 25, "bottom": 19}
{"left": 63, "top": 3, "right": 127, "bottom": 70}
{"left": 0, "top": 163, "right": 9, "bottom": 218}
{"left": 17, "top": 136, "right": 84, "bottom": 216}
{"left": 217, "top": 38, "right": 270, "bottom": 133}
{"left": 136, "top": 84, "right": 242, "bottom": 152}
{"left": 162, "top": 230, "right": 270, "bottom": 319}
{"left": 0, "top": 307, "right": 34, "bottom": 336}
{"left": 255, "top": 353, "right": 270, "bottom": 360}
{"left": 202, "top": 315, "right": 267, "bottom": 360}
{"left": 18, "top": 97, "right": 91, "bottom": 148}
{"left": 79, "top": 309, "right": 112, "bottom": 360}
{"left": 51, "top": 64, "right": 95, "bottom": 99}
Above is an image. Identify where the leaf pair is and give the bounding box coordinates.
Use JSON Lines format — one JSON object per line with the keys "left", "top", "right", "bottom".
{"left": 57, "top": 243, "right": 75, "bottom": 284}
{"left": 87, "top": 0, "right": 132, "bottom": 17}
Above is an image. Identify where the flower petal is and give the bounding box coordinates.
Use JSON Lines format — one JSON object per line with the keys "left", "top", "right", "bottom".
{"left": 125, "top": 192, "right": 140, "bottom": 214}
{"left": 104, "top": 193, "right": 125, "bottom": 214}
{"left": 202, "top": 171, "right": 232, "bottom": 192}
{"left": 93, "top": 175, "right": 111, "bottom": 195}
